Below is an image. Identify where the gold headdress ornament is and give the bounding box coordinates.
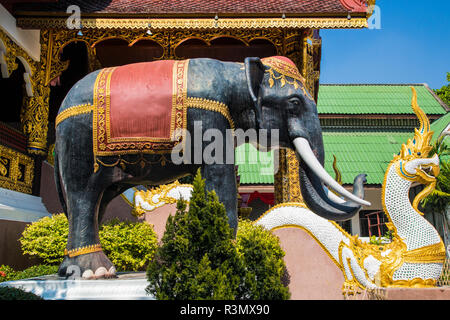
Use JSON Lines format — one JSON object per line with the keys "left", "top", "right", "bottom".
{"left": 261, "top": 56, "right": 313, "bottom": 100}
{"left": 397, "top": 87, "right": 434, "bottom": 161}
{"left": 395, "top": 87, "right": 439, "bottom": 213}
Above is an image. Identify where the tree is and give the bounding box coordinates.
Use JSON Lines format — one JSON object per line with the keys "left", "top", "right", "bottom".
{"left": 434, "top": 72, "right": 450, "bottom": 106}
{"left": 146, "top": 170, "right": 291, "bottom": 300}
{"left": 236, "top": 219, "right": 290, "bottom": 300}
{"left": 422, "top": 137, "right": 450, "bottom": 213}
{"left": 422, "top": 137, "right": 450, "bottom": 248}
{"left": 146, "top": 170, "right": 243, "bottom": 299}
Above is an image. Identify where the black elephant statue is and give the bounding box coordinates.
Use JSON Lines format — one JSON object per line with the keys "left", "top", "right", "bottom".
{"left": 54, "top": 56, "right": 370, "bottom": 278}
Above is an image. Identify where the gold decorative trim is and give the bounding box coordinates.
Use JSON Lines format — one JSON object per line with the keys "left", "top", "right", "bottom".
{"left": 262, "top": 56, "right": 314, "bottom": 100}
{"left": 64, "top": 244, "right": 102, "bottom": 258}
{"left": 392, "top": 87, "right": 439, "bottom": 213}
{"left": 332, "top": 155, "right": 342, "bottom": 185}
{"left": 186, "top": 97, "right": 235, "bottom": 130}
{"left": 0, "top": 144, "right": 34, "bottom": 194}
{"left": 17, "top": 17, "right": 368, "bottom": 30}
{"left": 55, "top": 104, "right": 93, "bottom": 127}
{"left": 386, "top": 278, "right": 437, "bottom": 288}
{"left": 396, "top": 87, "right": 433, "bottom": 162}
{"left": 262, "top": 56, "right": 306, "bottom": 85}
{"left": 132, "top": 181, "right": 193, "bottom": 216}
{"left": 402, "top": 242, "right": 446, "bottom": 264}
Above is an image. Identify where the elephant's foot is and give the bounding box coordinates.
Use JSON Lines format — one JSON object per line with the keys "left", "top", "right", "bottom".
{"left": 58, "top": 251, "right": 117, "bottom": 279}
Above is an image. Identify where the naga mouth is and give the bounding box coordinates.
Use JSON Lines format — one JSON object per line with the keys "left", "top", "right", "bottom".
{"left": 403, "top": 154, "right": 440, "bottom": 180}
{"left": 419, "top": 164, "right": 440, "bottom": 179}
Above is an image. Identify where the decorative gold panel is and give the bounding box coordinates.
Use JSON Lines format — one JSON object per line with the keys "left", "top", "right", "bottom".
{"left": 17, "top": 17, "right": 368, "bottom": 31}
{"left": 0, "top": 145, "right": 34, "bottom": 194}
{"left": 37, "top": 27, "right": 286, "bottom": 79}
{"left": 274, "top": 148, "right": 303, "bottom": 204}
{"left": 302, "top": 29, "right": 321, "bottom": 100}
{"left": 0, "top": 28, "right": 50, "bottom": 156}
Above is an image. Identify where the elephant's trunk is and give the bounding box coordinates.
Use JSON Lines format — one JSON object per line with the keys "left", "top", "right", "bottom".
{"left": 293, "top": 137, "right": 370, "bottom": 221}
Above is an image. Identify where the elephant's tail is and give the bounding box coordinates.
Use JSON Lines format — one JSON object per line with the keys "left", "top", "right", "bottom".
{"left": 53, "top": 146, "right": 68, "bottom": 217}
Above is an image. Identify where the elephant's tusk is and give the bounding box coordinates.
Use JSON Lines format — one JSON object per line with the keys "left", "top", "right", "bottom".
{"left": 325, "top": 187, "right": 346, "bottom": 204}
{"left": 293, "top": 137, "right": 371, "bottom": 207}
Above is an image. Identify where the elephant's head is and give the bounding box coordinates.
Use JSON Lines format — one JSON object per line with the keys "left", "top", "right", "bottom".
{"left": 244, "top": 56, "right": 370, "bottom": 220}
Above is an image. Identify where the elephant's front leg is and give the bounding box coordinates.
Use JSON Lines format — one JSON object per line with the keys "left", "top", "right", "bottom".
{"left": 201, "top": 164, "right": 238, "bottom": 235}
{"left": 58, "top": 188, "right": 116, "bottom": 280}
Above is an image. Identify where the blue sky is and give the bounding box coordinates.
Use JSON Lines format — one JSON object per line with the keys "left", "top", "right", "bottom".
{"left": 320, "top": 0, "right": 450, "bottom": 89}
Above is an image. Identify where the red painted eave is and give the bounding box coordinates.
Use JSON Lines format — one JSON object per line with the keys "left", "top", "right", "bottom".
{"left": 10, "top": 0, "right": 370, "bottom": 17}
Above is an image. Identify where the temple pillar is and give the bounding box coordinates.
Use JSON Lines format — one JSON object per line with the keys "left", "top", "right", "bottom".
{"left": 21, "top": 83, "right": 50, "bottom": 156}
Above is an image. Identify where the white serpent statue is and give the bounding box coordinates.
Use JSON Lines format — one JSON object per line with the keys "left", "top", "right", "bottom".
{"left": 255, "top": 87, "right": 446, "bottom": 289}
{"left": 131, "top": 87, "right": 446, "bottom": 290}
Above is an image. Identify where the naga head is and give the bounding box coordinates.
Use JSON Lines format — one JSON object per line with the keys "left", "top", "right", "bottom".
{"left": 394, "top": 87, "right": 440, "bottom": 213}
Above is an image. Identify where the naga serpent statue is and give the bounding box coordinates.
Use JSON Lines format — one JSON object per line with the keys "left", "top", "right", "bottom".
{"left": 138, "top": 87, "right": 446, "bottom": 289}
{"left": 256, "top": 87, "right": 446, "bottom": 289}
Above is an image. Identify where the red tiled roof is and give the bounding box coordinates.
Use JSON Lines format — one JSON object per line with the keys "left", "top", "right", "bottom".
{"left": 13, "top": 0, "right": 369, "bottom": 15}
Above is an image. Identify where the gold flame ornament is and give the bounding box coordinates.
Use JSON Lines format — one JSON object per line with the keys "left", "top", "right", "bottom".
{"left": 396, "top": 87, "right": 434, "bottom": 161}
{"left": 394, "top": 87, "right": 440, "bottom": 213}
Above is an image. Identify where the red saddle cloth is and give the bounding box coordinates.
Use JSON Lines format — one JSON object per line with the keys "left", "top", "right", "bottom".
{"left": 93, "top": 59, "right": 189, "bottom": 157}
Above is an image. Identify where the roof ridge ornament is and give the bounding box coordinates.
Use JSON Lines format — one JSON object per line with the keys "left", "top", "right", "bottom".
{"left": 339, "top": 0, "right": 370, "bottom": 12}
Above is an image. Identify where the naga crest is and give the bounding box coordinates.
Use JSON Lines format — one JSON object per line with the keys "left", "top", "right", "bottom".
{"left": 394, "top": 87, "right": 440, "bottom": 213}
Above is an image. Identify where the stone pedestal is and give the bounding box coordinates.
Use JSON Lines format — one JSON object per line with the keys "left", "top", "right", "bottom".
{"left": 0, "top": 272, "right": 155, "bottom": 300}
{"left": 0, "top": 187, "right": 51, "bottom": 223}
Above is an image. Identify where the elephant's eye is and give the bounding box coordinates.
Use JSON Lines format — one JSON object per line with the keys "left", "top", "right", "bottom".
{"left": 289, "top": 98, "right": 301, "bottom": 106}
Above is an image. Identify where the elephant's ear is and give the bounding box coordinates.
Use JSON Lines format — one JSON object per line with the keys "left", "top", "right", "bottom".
{"left": 244, "top": 57, "right": 265, "bottom": 129}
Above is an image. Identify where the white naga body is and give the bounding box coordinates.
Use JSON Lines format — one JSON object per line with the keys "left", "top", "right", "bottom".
{"left": 134, "top": 153, "right": 445, "bottom": 289}
{"left": 255, "top": 156, "right": 445, "bottom": 289}
{"left": 132, "top": 88, "right": 446, "bottom": 289}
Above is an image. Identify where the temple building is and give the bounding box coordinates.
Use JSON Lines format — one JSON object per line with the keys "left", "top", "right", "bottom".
{"left": 4, "top": 0, "right": 442, "bottom": 268}
{"left": 236, "top": 83, "right": 449, "bottom": 238}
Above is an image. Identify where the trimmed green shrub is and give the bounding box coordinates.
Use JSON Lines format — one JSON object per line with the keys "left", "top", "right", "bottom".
{"left": 0, "top": 265, "right": 15, "bottom": 282}
{"left": 100, "top": 219, "right": 158, "bottom": 271}
{"left": 236, "top": 219, "right": 290, "bottom": 300}
{"left": 20, "top": 214, "right": 68, "bottom": 265}
{"left": 19, "top": 215, "right": 158, "bottom": 271}
{"left": 0, "top": 265, "right": 58, "bottom": 283}
{"left": 146, "top": 171, "right": 244, "bottom": 300}
{"left": 0, "top": 286, "right": 43, "bottom": 300}
{"left": 146, "top": 170, "right": 290, "bottom": 300}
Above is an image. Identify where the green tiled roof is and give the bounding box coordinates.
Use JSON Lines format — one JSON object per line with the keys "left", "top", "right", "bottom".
{"left": 235, "top": 84, "right": 448, "bottom": 186}
{"left": 430, "top": 112, "right": 450, "bottom": 142}
{"left": 323, "top": 131, "right": 413, "bottom": 185}
{"left": 235, "top": 143, "right": 274, "bottom": 184}
{"left": 317, "top": 85, "right": 447, "bottom": 115}
{"left": 235, "top": 130, "right": 413, "bottom": 186}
